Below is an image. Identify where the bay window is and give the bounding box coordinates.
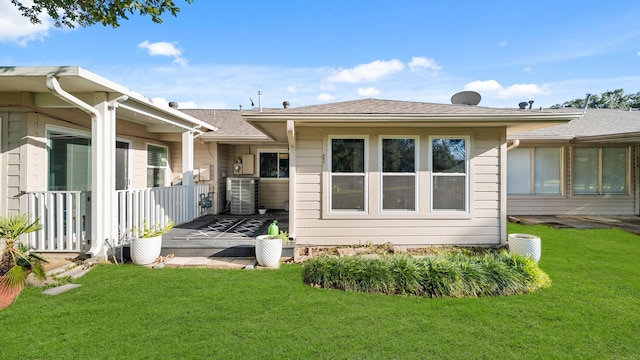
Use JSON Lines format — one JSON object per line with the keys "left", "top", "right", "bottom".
{"left": 381, "top": 137, "right": 417, "bottom": 211}
{"left": 329, "top": 137, "right": 367, "bottom": 212}
{"left": 431, "top": 137, "right": 468, "bottom": 212}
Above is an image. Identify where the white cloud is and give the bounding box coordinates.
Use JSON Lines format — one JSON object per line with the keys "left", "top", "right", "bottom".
{"left": 408, "top": 57, "right": 441, "bottom": 71}
{"left": 637, "top": 51, "right": 640, "bottom": 57}
{"left": 317, "top": 93, "right": 335, "bottom": 101}
{"left": 499, "top": 41, "right": 508, "bottom": 46}
{"left": 328, "top": 59, "right": 404, "bottom": 83}
{"left": 523, "top": 67, "right": 532, "bottom": 72}
{"left": 464, "top": 80, "right": 503, "bottom": 92}
{"left": 357, "top": 87, "right": 380, "bottom": 96}
{"left": 464, "top": 80, "right": 549, "bottom": 99}
{"left": 497, "top": 84, "right": 549, "bottom": 99}
{"left": 138, "top": 40, "right": 188, "bottom": 66}
{"left": 286, "top": 85, "right": 298, "bottom": 93}
{"left": 0, "top": 1, "right": 52, "bottom": 45}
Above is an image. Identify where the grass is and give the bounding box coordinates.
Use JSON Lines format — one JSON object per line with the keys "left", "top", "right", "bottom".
{"left": 1, "top": 223, "right": 639, "bottom": 359}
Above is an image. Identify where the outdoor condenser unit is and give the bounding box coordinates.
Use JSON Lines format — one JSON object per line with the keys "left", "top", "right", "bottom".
{"left": 226, "top": 177, "right": 259, "bottom": 215}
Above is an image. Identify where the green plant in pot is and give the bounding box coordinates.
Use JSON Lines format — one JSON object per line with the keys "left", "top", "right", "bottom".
{"left": 0, "top": 213, "right": 48, "bottom": 308}
{"left": 255, "top": 221, "right": 290, "bottom": 268}
{"left": 129, "top": 220, "right": 173, "bottom": 265}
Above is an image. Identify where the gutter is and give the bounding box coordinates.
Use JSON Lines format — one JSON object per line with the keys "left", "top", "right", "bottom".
{"left": 117, "top": 103, "right": 206, "bottom": 134}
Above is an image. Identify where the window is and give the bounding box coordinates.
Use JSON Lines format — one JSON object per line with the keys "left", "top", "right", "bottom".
{"left": 147, "top": 144, "right": 168, "bottom": 187}
{"left": 47, "top": 129, "right": 91, "bottom": 191}
{"left": 381, "top": 137, "right": 417, "bottom": 211}
{"left": 259, "top": 151, "right": 289, "bottom": 178}
{"left": 573, "top": 147, "right": 627, "bottom": 195}
{"left": 507, "top": 147, "right": 562, "bottom": 195}
{"left": 329, "top": 137, "right": 367, "bottom": 212}
{"left": 431, "top": 138, "right": 468, "bottom": 212}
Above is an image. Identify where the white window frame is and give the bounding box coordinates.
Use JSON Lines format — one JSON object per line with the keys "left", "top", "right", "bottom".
{"left": 572, "top": 146, "right": 629, "bottom": 196}
{"left": 146, "top": 143, "right": 169, "bottom": 188}
{"left": 429, "top": 136, "right": 469, "bottom": 213}
{"left": 328, "top": 135, "right": 368, "bottom": 213}
{"left": 379, "top": 135, "right": 419, "bottom": 213}
{"left": 258, "top": 149, "right": 289, "bottom": 179}
{"left": 507, "top": 147, "right": 564, "bottom": 196}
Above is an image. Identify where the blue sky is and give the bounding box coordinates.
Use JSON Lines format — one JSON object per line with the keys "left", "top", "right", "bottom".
{"left": 2, "top": 0, "right": 640, "bottom": 110}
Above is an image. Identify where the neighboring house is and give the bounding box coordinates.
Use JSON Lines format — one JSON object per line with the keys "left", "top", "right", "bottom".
{"left": 0, "top": 67, "right": 217, "bottom": 257}
{"left": 188, "top": 99, "right": 581, "bottom": 248}
{"left": 507, "top": 108, "right": 640, "bottom": 216}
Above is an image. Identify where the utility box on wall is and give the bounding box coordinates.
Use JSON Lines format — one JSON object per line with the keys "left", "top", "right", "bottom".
{"left": 241, "top": 154, "right": 254, "bottom": 175}
{"left": 199, "top": 165, "right": 212, "bottom": 181}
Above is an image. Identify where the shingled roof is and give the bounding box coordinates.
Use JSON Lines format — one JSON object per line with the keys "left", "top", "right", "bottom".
{"left": 180, "top": 109, "right": 270, "bottom": 141}
{"left": 510, "top": 108, "right": 640, "bottom": 140}
{"left": 246, "top": 98, "right": 562, "bottom": 115}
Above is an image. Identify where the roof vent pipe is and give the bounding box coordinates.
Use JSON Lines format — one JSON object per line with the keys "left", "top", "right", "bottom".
{"left": 518, "top": 102, "right": 528, "bottom": 110}
{"left": 583, "top": 94, "right": 591, "bottom": 109}
{"left": 169, "top": 101, "right": 178, "bottom": 109}
{"left": 528, "top": 100, "right": 534, "bottom": 110}
{"left": 283, "top": 101, "right": 290, "bottom": 109}
{"left": 258, "top": 91, "right": 262, "bottom": 112}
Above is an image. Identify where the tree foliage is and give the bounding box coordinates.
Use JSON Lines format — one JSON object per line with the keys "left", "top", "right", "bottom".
{"left": 11, "top": 0, "right": 194, "bottom": 28}
{"left": 551, "top": 89, "right": 640, "bottom": 109}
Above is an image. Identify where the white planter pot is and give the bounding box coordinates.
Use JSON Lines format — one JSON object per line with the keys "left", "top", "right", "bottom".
{"left": 508, "top": 233, "right": 541, "bottom": 262}
{"left": 255, "top": 235, "right": 283, "bottom": 268}
{"left": 131, "top": 235, "right": 163, "bottom": 265}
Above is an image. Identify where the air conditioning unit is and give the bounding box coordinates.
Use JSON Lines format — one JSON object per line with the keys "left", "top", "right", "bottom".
{"left": 226, "top": 177, "right": 259, "bottom": 215}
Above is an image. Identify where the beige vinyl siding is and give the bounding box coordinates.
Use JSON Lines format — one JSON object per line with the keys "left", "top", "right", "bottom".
{"left": 292, "top": 127, "right": 503, "bottom": 247}
{"left": 507, "top": 143, "right": 636, "bottom": 216}
{"left": 258, "top": 179, "right": 289, "bottom": 209}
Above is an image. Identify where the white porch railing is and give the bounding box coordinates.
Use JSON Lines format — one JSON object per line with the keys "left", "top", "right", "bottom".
{"left": 27, "top": 184, "right": 210, "bottom": 252}
{"left": 27, "top": 191, "right": 89, "bottom": 252}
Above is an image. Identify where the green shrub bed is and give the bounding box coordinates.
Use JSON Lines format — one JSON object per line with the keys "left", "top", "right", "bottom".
{"left": 301, "top": 250, "right": 551, "bottom": 297}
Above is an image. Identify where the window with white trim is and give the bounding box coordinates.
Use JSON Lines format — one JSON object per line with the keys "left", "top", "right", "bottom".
{"left": 381, "top": 137, "right": 417, "bottom": 211}
{"left": 259, "top": 151, "right": 289, "bottom": 178}
{"left": 508, "top": 147, "right": 562, "bottom": 195}
{"left": 573, "top": 147, "right": 627, "bottom": 195}
{"left": 47, "top": 128, "right": 92, "bottom": 191}
{"left": 147, "top": 144, "right": 168, "bottom": 187}
{"left": 329, "top": 137, "right": 367, "bottom": 212}
{"left": 431, "top": 137, "right": 468, "bottom": 212}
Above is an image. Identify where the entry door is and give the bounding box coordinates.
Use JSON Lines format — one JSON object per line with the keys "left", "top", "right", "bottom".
{"left": 115, "top": 141, "right": 129, "bottom": 190}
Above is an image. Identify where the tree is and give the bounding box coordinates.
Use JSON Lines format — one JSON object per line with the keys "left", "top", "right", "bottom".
{"left": 550, "top": 89, "right": 640, "bottom": 109}
{"left": 11, "top": 0, "right": 194, "bottom": 28}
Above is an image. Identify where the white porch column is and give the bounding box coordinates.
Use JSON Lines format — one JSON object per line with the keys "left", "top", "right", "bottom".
{"left": 286, "top": 120, "right": 296, "bottom": 239}
{"left": 88, "top": 93, "right": 116, "bottom": 257}
{"left": 182, "top": 130, "right": 195, "bottom": 220}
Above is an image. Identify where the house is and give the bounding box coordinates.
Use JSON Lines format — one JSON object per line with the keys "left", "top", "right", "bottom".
{"left": 507, "top": 108, "right": 640, "bottom": 216}
{"left": 0, "top": 66, "right": 217, "bottom": 257}
{"left": 187, "top": 99, "right": 581, "bottom": 248}
{"left": 2, "top": 66, "right": 590, "bottom": 257}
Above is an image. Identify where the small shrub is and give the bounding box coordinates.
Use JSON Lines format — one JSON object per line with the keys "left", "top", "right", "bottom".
{"left": 301, "top": 250, "right": 551, "bottom": 298}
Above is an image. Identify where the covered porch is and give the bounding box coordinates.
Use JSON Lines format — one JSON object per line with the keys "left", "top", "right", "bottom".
{"left": 0, "top": 67, "right": 218, "bottom": 258}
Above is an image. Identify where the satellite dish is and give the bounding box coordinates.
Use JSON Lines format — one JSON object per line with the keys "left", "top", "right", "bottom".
{"left": 451, "top": 91, "right": 481, "bottom": 106}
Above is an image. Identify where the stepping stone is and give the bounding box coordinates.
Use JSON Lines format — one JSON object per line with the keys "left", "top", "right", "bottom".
{"left": 43, "top": 284, "right": 82, "bottom": 296}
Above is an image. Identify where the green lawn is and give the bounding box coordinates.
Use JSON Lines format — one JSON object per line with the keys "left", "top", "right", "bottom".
{"left": 1, "top": 223, "right": 639, "bottom": 359}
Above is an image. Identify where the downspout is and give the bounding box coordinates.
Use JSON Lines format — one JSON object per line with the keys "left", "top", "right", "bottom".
{"left": 507, "top": 139, "right": 520, "bottom": 151}
{"left": 45, "top": 75, "right": 106, "bottom": 257}
{"left": 286, "top": 120, "right": 296, "bottom": 241}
